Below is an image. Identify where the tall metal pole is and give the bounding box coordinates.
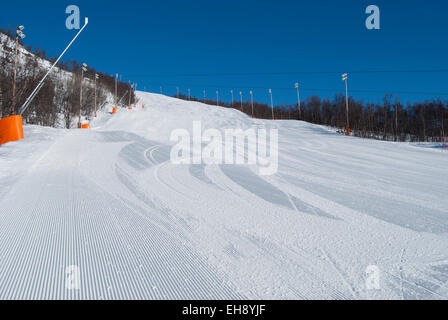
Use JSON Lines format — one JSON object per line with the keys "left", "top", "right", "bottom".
{"left": 231, "top": 90, "right": 234, "bottom": 108}
{"left": 115, "top": 73, "right": 118, "bottom": 109}
{"left": 345, "top": 79, "right": 349, "bottom": 127}
{"left": 79, "top": 68, "right": 84, "bottom": 127}
{"left": 188, "top": 88, "right": 191, "bottom": 101}
{"left": 176, "top": 86, "right": 179, "bottom": 97}
{"left": 131, "top": 82, "right": 138, "bottom": 108}
{"left": 295, "top": 82, "right": 301, "bottom": 120}
{"left": 203, "top": 89, "right": 206, "bottom": 103}
{"left": 160, "top": 86, "right": 163, "bottom": 94}
{"left": 395, "top": 103, "right": 399, "bottom": 142}
{"left": 11, "top": 32, "right": 20, "bottom": 115}
{"left": 239, "top": 91, "right": 243, "bottom": 112}
{"left": 128, "top": 82, "right": 132, "bottom": 107}
{"left": 216, "top": 90, "right": 219, "bottom": 106}
{"left": 250, "top": 90, "right": 254, "bottom": 118}
{"left": 441, "top": 108, "right": 445, "bottom": 140}
{"left": 342, "top": 73, "right": 349, "bottom": 136}
{"left": 94, "top": 74, "right": 98, "bottom": 117}
{"left": 79, "top": 64, "right": 87, "bottom": 127}
{"left": 269, "top": 89, "right": 274, "bottom": 120}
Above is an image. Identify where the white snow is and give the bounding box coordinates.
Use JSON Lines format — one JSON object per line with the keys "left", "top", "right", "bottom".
{"left": 0, "top": 91, "right": 447, "bottom": 300}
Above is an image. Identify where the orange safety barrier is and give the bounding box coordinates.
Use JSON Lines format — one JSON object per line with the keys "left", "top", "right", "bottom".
{"left": 81, "top": 123, "right": 91, "bottom": 129}
{"left": 112, "top": 107, "right": 117, "bottom": 114}
{"left": 0, "top": 115, "right": 24, "bottom": 146}
{"left": 346, "top": 126, "right": 350, "bottom": 136}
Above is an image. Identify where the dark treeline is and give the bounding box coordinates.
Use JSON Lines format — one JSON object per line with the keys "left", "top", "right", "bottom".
{"left": 176, "top": 92, "right": 447, "bottom": 143}
{"left": 0, "top": 29, "right": 135, "bottom": 128}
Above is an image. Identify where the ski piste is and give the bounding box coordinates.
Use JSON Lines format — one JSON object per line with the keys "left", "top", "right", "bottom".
{"left": 1, "top": 92, "right": 447, "bottom": 300}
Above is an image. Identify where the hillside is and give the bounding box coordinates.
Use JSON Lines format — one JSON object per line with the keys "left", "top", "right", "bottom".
{"left": 0, "top": 31, "right": 129, "bottom": 128}
{"left": 0, "top": 92, "right": 447, "bottom": 299}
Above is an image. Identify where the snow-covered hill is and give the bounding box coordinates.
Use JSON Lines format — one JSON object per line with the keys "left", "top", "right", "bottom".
{"left": 0, "top": 32, "right": 74, "bottom": 84}
{"left": 0, "top": 32, "right": 112, "bottom": 128}
{"left": 0, "top": 92, "right": 447, "bottom": 299}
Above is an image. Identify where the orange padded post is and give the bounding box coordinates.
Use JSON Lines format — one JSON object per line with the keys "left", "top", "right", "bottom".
{"left": 81, "top": 123, "right": 90, "bottom": 129}
{"left": 142, "top": 104, "right": 145, "bottom": 109}
{"left": 346, "top": 126, "right": 350, "bottom": 136}
{"left": 112, "top": 107, "right": 117, "bottom": 114}
{"left": 0, "top": 115, "right": 24, "bottom": 146}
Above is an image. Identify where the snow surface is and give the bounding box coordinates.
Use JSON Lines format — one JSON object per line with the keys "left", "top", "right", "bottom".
{"left": 0, "top": 32, "right": 74, "bottom": 84}
{"left": 0, "top": 92, "right": 448, "bottom": 300}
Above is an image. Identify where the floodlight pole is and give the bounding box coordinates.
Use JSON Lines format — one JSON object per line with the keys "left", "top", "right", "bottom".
{"left": 250, "top": 90, "right": 254, "bottom": 118}
{"left": 79, "top": 69, "right": 83, "bottom": 127}
{"left": 128, "top": 82, "right": 133, "bottom": 107}
{"left": 295, "top": 82, "right": 301, "bottom": 120}
{"left": 79, "top": 64, "right": 87, "bottom": 127}
{"left": 239, "top": 91, "right": 243, "bottom": 112}
{"left": 134, "top": 83, "right": 138, "bottom": 106}
{"left": 19, "top": 18, "right": 89, "bottom": 116}
{"left": 269, "top": 89, "right": 274, "bottom": 120}
{"left": 12, "top": 26, "right": 25, "bottom": 115}
{"left": 216, "top": 90, "right": 219, "bottom": 106}
{"left": 342, "top": 73, "right": 349, "bottom": 136}
{"left": 115, "top": 73, "right": 118, "bottom": 108}
{"left": 12, "top": 35, "right": 19, "bottom": 114}
{"left": 345, "top": 78, "right": 349, "bottom": 128}
{"left": 94, "top": 74, "right": 99, "bottom": 117}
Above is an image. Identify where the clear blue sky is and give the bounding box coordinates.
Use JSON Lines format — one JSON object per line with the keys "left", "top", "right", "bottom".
{"left": 1, "top": 0, "right": 448, "bottom": 105}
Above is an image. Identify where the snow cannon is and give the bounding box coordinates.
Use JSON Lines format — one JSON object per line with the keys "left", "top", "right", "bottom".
{"left": 0, "top": 115, "right": 24, "bottom": 146}
{"left": 112, "top": 107, "right": 117, "bottom": 114}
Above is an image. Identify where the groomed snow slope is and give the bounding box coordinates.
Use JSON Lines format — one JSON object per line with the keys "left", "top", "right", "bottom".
{"left": 0, "top": 91, "right": 447, "bottom": 300}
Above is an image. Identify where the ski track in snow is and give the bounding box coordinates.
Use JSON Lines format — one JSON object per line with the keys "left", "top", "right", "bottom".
{"left": 0, "top": 92, "right": 447, "bottom": 299}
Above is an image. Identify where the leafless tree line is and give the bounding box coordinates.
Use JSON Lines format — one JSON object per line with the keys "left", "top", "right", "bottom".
{"left": 0, "top": 29, "right": 134, "bottom": 128}
{"left": 176, "top": 92, "right": 447, "bottom": 143}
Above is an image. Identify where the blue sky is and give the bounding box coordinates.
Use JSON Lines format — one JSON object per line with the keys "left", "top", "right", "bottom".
{"left": 1, "top": 0, "right": 448, "bottom": 105}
